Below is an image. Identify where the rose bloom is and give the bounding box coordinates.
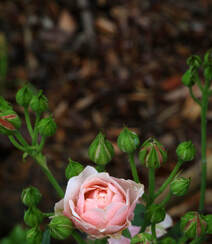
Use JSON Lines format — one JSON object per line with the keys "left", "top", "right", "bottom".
{"left": 54, "top": 166, "right": 144, "bottom": 239}
{"left": 108, "top": 214, "right": 173, "bottom": 244}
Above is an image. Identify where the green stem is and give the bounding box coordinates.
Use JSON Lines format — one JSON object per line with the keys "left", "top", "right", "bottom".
{"left": 199, "top": 82, "right": 210, "bottom": 212}
{"left": 154, "top": 160, "right": 183, "bottom": 199}
{"left": 128, "top": 153, "right": 140, "bottom": 183}
{"left": 8, "top": 135, "right": 26, "bottom": 151}
{"left": 15, "top": 131, "right": 29, "bottom": 148}
{"left": 208, "top": 89, "right": 212, "bottom": 96}
{"left": 34, "top": 153, "right": 64, "bottom": 198}
{"left": 196, "top": 76, "right": 203, "bottom": 92}
{"left": 38, "top": 137, "right": 46, "bottom": 152}
{"left": 24, "top": 108, "right": 34, "bottom": 139}
{"left": 148, "top": 168, "right": 155, "bottom": 205}
{"left": 189, "top": 87, "right": 201, "bottom": 106}
{"left": 151, "top": 224, "right": 157, "bottom": 243}
{"left": 43, "top": 212, "right": 54, "bottom": 217}
{"left": 32, "top": 113, "right": 40, "bottom": 145}
{"left": 159, "top": 191, "right": 172, "bottom": 207}
{"left": 71, "top": 230, "right": 86, "bottom": 244}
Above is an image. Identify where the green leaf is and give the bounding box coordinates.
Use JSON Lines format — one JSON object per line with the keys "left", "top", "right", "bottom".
{"left": 122, "top": 228, "right": 131, "bottom": 238}
{"left": 42, "top": 229, "right": 51, "bottom": 244}
{"left": 132, "top": 204, "right": 146, "bottom": 226}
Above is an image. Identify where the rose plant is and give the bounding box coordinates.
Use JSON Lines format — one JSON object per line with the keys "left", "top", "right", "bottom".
{"left": 1, "top": 51, "right": 212, "bottom": 244}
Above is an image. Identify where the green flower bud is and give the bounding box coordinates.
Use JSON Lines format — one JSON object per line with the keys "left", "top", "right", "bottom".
{"left": 24, "top": 207, "right": 44, "bottom": 227}
{"left": 0, "top": 96, "right": 12, "bottom": 111}
{"left": 204, "top": 65, "right": 212, "bottom": 81}
{"left": 131, "top": 232, "right": 153, "bottom": 244}
{"left": 30, "top": 90, "right": 48, "bottom": 114}
{"left": 37, "top": 116, "right": 56, "bottom": 137}
{"left": 65, "top": 158, "right": 84, "bottom": 179}
{"left": 49, "top": 216, "right": 73, "bottom": 240}
{"left": 159, "top": 237, "right": 176, "bottom": 244}
{"left": 117, "top": 127, "right": 140, "bottom": 153}
{"left": 139, "top": 138, "right": 167, "bottom": 169}
{"left": 204, "top": 49, "right": 212, "bottom": 66}
{"left": 26, "top": 226, "right": 42, "bottom": 244}
{"left": 204, "top": 214, "right": 212, "bottom": 234}
{"left": 170, "top": 177, "right": 190, "bottom": 196}
{"left": 180, "top": 211, "right": 207, "bottom": 239}
{"left": 176, "top": 141, "right": 195, "bottom": 162}
{"left": 181, "top": 68, "right": 198, "bottom": 87}
{"left": 16, "top": 84, "right": 33, "bottom": 107}
{"left": 187, "top": 55, "right": 202, "bottom": 68}
{"left": 146, "top": 204, "right": 166, "bottom": 224}
{"left": 88, "top": 132, "right": 114, "bottom": 165}
{"left": 21, "top": 186, "right": 42, "bottom": 207}
{"left": 0, "top": 110, "right": 21, "bottom": 135}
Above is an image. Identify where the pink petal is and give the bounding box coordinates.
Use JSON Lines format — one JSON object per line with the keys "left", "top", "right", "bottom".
{"left": 108, "top": 236, "right": 130, "bottom": 244}
{"left": 82, "top": 208, "right": 106, "bottom": 228}
{"left": 64, "top": 166, "right": 97, "bottom": 213}
{"left": 128, "top": 225, "right": 140, "bottom": 237}
{"left": 106, "top": 202, "right": 126, "bottom": 221}
{"left": 54, "top": 199, "right": 64, "bottom": 215}
{"left": 108, "top": 205, "right": 128, "bottom": 226}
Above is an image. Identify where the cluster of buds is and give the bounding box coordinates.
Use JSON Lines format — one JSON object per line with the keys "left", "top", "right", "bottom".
{"left": 139, "top": 138, "right": 167, "bottom": 169}
{"left": 21, "top": 186, "right": 43, "bottom": 243}
{"left": 16, "top": 84, "right": 48, "bottom": 113}
{"left": 182, "top": 55, "right": 201, "bottom": 87}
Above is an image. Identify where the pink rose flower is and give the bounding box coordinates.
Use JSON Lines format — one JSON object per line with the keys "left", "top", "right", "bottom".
{"left": 54, "top": 166, "right": 144, "bottom": 239}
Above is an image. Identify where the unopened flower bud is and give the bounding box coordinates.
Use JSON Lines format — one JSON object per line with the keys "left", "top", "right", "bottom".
{"left": 49, "top": 216, "right": 73, "bottom": 240}
{"left": 30, "top": 90, "right": 48, "bottom": 114}
{"left": 204, "top": 49, "right": 212, "bottom": 66}
{"left": 187, "top": 55, "right": 202, "bottom": 68}
{"left": 0, "top": 110, "right": 21, "bottom": 135}
{"left": 38, "top": 116, "right": 56, "bottom": 137}
{"left": 204, "top": 65, "right": 212, "bottom": 81}
{"left": 182, "top": 68, "right": 198, "bottom": 87}
{"left": 21, "top": 186, "right": 42, "bottom": 207}
{"left": 16, "top": 84, "right": 33, "bottom": 107}
{"left": 180, "top": 211, "right": 207, "bottom": 239}
{"left": 26, "top": 226, "right": 42, "bottom": 244}
{"left": 24, "top": 207, "right": 44, "bottom": 227}
{"left": 204, "top": 214, "right": 212, "bottom": 234}
{"left": 117, "top": 127, "right": 140, "bottom": 153}
{"left": 159, "top": 237, "right": 176, "bottom": 244}
{"left": 139, "top": 138, "right": 167, "bottom": 168}
{"left": 146, "top": 204, "right": 166, "bottom": 224}
{"left": 65, "top": 158, "right": 84, "bottom": 179}
{"left": 176, "top": 141, "right": 195, "bottom": 162}
{"left": 88, "top": 132, "right": 114, "bottom": 165}
{"left": 131, "top": 232, "right": 153, "bottom": 244}
{"left": 170, "top": 177, "right": 190, "bottom": 196}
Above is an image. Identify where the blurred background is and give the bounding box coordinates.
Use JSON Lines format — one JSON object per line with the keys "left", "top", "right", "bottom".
{"left": 0, "top": 0, "right": 212, "bottom": 243}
